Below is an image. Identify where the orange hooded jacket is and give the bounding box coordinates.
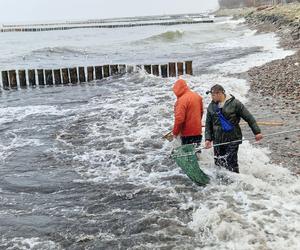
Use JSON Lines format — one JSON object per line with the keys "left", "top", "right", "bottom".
{"left": 172, "top": 79, "right": 203, "bottom": 137}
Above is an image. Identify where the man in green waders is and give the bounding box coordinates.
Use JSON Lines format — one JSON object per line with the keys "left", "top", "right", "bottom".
{"left": 205, "top": 84, "right": 263, "bottom": 173}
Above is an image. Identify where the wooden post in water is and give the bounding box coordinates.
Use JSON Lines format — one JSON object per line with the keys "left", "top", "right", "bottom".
{"left": 54, "top": 69, "right": 62, "bottom": 85}
{"left": 95, "top": 66, "right": 103, "bottom": 80}
{"left": 9, "top": 70, "right": 17, "bottom": 89}
{"left": 87, "top": 66, "right": 94, "bottom": 82}
{"left": 185, "top": 61, "right": 193, "bottom": 75}
{"left": 37, "top": 69, "right": 45, "bottom": 86}
{"left": 160, "top": 64, "right": 168, "bottom": 78}
{"left": 45, "top": 70, "right": 53, "bottom": 85}
{"left": 144, "top": 65, "right": 152, "bottom": 74}
{"left": 78, "top": 67, "right": 86, "bottom": 83}
{"left": 136, "top": 65, "right": 142, "bottom": 71}
{"left": 62, "top": 68, "right": 69, "bottom": 84}
{"left": 69, "top": 68, "right": 78, "bottom": 84}
{"left": 119, "top": 64, "right": 126, "bottom": 74}
{"left": 2, "top": 71, "right": 9, "bottom": 89}
{"left": 127, "top": 65, "right": 134, "bottom": 74}
{"left": 103, "top": 65, "right": 110, "bottom": 78}
{"left": 152, "top": 65, "right": 159, "bottom": 76}
{"left": 110, "top": 65, "right": 118, "bottom": 75}
{"left": 18, "top": 70, "right": 27, "bottom": 88}
{"left": 28, "top": 69, "right": 36, "bottom": 87}
{"left": 177, "top": 62, "right": 184, "bottom": 76}
{"left": 168, "top": 62, "right": 176, "bottom": 77}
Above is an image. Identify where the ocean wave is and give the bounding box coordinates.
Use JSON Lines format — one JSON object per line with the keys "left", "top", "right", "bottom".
{"left": 140, "top": 30, "right": 185, "bottom": 43}
{"left": 30, "top": 46, "right": 88, "bottom": 56}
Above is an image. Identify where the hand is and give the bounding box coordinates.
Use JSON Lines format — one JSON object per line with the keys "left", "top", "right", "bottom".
{"left": 205, "top": 140, "right": 212, "bottom": 149}
{"left": 255, "top": 133, "right": 263, "bottom": 141}
{"left": 165, "top": 132, "right": 174, "bottom": 142}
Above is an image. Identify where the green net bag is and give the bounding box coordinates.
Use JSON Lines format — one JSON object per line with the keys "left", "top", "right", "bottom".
{"left": 171, "top": 144, "right": 210, "bottom": 186}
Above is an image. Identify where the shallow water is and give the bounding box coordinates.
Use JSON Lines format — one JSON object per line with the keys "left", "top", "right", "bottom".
{"left": 0, "top": 16, "right": 299, "bottom": 250}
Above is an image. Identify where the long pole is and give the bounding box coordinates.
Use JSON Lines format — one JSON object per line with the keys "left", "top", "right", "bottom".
{"left": 171, "top": 128, "right": 300, "bottom": 158}
{"left": 197, "top": 128, "right": 300, "bottom": 152}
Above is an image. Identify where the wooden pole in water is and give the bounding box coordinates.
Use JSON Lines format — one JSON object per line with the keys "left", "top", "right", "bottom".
{"left": 119, "top": 64, "right": 126, "bottom": 74}
{"left": 160, "top": 64, "right": 168, "bottom": 78}
{"left": 110, "top": 65, "right": 118, "bottom": 75}
{"left": 127, "top": 65, "right": 134, "bottom": 74}
{"left": 37, "top": 69, "right": 45, "bottom": 86}
{"left": 103, "top": 65, "right": 110, "bottom": 77}
{"left": 9, "top": 70, "right": 17, "bottom": 89}
{"left": 177, "top": 62, "right": 184, "bottom": 76}
{"left": 95, "top": 66, "right": 103, "bottom": 80}
{"left": 45, "top": 69, "right": 53, "bottom": 85}
{"left": 144, "top": 65, "right": 152, "bottom": 74}
{"left": 152, "top": 65, "right": 159, "bottom": 76}
{"left": 185, "top": 61, "right": 193, "bottom": 75}
{"left": 78, "top": 67, "right": 86, "bottom": 83}
{"left": 18, "top": 70, "right": 27, "bottom": 88}
{"left": 87, "top": 66, "right": 94, "bottom": 82}
{"left": 28, "top": 69, "right": 36, "bottom": 87}
{"left": 2, "top": 71, "right": 9, "bottom": 89}
{"left": 62, "top": 68, "right": 70, "bottom": 84}
{"left": 168, "top": 62, "right": 176, "bottom": 77}
{"left": 69, "top": 68, "right": 78, "bottom": 84}
{"left": 53, "top": 69, "right": 62, "bottom": 85}
{"left": 136, "top": 65, "right": 142, "bottom": 71}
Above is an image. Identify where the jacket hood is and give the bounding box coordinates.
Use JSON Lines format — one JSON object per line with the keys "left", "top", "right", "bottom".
{"left": 173, "top": 79, "right": 189, "bottom": 98}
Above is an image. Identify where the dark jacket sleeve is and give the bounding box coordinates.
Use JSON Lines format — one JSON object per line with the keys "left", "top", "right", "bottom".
{"left": 205, "top": 104, "right": 213, "bottom": 141}
{"left": 237, "top": 100, "right": 261, "bottom": 135}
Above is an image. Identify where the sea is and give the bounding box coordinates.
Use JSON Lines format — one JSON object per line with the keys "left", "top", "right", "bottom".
{"left": 0, "top": 14, "right": 299, "bottom": 250}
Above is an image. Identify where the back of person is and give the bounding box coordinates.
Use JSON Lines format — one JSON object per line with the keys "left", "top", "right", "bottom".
{"left": 173, "top": 79, "right": 203, "bottom": 138}
{"left": 179, "top": 91, "right": 202, "bottom": 136}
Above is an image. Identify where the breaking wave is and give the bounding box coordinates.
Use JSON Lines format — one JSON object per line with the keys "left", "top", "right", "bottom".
{"left": 30, "top": 46, "right": 88, "bottom": 56}
{"left": 142, "top": 30, "right": 185, "bottom": 43}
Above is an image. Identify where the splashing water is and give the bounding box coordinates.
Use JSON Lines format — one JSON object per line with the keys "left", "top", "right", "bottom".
{"left": 0, "top": 16, "right": 299, "bottom": 249}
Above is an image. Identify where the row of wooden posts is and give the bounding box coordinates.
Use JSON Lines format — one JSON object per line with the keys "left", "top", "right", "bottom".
{"left": 0, "top": 20, "right": 213, "bottom": 33}
{"left": 1, "top": 61, "right": 193, "bottom": 90}
{"left": 2, "top": 15, "right": 211, "bottom": 28}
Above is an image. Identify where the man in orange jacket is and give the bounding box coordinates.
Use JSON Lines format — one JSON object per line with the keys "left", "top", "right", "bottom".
{"left": 172, "top": 79, "right": 204, "bottom": 145}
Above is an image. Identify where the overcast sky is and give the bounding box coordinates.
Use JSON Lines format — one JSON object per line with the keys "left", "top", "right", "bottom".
{"left": 0, "top": 0, "right": 219, "bottom": 23}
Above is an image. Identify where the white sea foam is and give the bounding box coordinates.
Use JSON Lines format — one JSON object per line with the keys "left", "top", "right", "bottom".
{"left": 187, "top": 27, "right": 299, "bottom": 250}
{"left": 6, "top": 237, "right": 61, "bottom": 250}
{"left": 215, "top": 17, "right": 246, "bottom": 28}
{"left": 210, "top": 32, "right": 294, "bottom": 74}
{"left": 68, "top": 30, "right": 299, "bottom": 249}
{"left": 0, "top": 105, "right": 72, "bottom": 125}
{"left": 0, "top": 17, "right": 298, "bottom": 249}
{"left": 189, "top": 143, "right": 300, "bottom": 250}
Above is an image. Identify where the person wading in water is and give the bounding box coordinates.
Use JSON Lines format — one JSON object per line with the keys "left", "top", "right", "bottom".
{"left": 205, "top": 84, "right": 263, "bottom": 173}
{"left": 171, "top": 79, "right": 204, "bottom": 145}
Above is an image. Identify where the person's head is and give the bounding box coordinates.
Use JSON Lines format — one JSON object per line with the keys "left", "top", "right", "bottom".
{"left": 206, "top": 84, "right": 225, "bottom": 102}
{"left": 173, "top": 79, "right": 189, "bottom": 98}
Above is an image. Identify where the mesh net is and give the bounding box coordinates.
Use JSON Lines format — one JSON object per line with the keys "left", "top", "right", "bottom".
{"left": 171, "top": 144, "right": 210, "bottom": 186}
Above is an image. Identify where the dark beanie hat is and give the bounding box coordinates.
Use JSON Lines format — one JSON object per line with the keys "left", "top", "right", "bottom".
{"left": 206, "top": 84, "right": 225, "bottom": 95}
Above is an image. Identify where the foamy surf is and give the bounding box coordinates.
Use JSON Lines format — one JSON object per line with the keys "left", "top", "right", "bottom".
{"left": 0, "top": 16, "right": 299, "bottom": 249}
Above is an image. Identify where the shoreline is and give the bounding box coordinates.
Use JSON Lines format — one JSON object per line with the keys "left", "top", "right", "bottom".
{"left": 216, "top": 4, "right": 300, "bottom": 173}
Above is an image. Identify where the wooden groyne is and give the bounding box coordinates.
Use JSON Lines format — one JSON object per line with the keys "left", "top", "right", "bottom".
{"left": 1, "top": 61, "right": 193, "bottom": 90}
{"left": 0, "top": 20, "right": 213, "bottom": 33}
{"left": 2, "top": 15, "right": 211, "bottom": 28}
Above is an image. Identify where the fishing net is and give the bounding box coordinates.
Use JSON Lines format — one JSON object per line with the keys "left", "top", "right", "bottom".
{"left": 171, "top": 144, "right": 210, "bottom": 186}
